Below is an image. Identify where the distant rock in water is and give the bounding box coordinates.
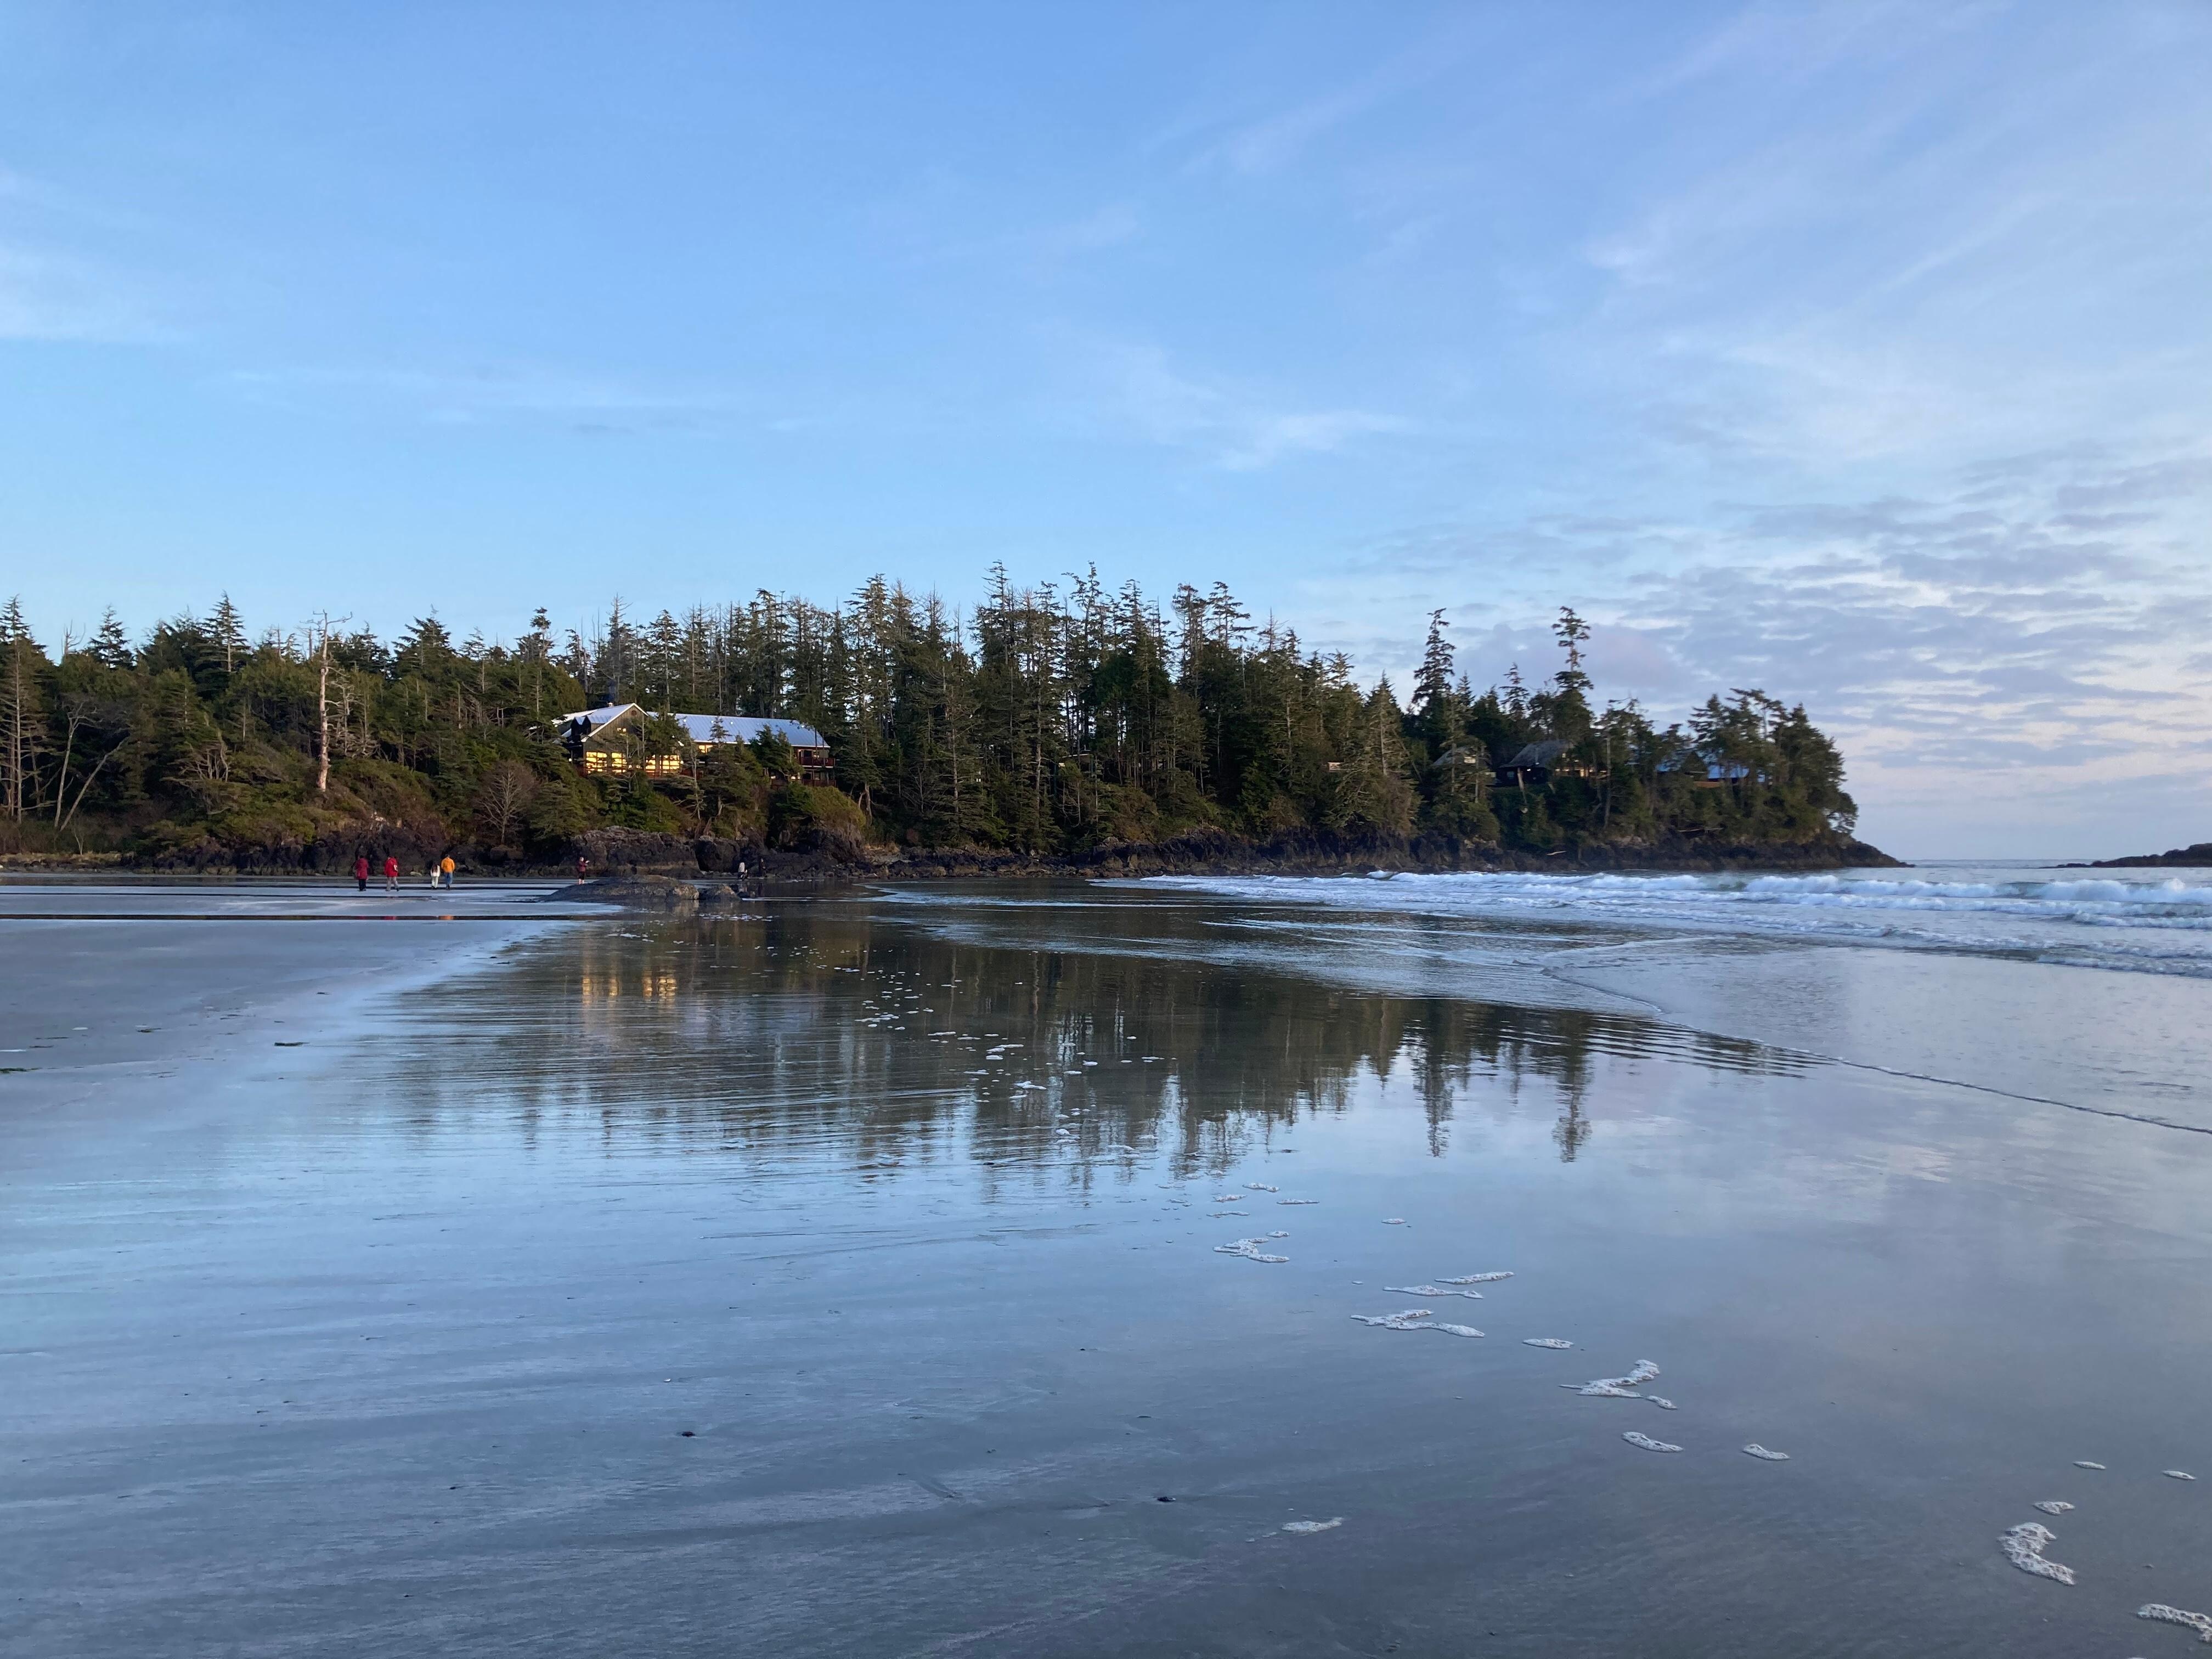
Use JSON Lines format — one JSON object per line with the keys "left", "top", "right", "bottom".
{"left": 567, "top": 875, "right": 702, "bottom": 909}
{"left": 2088, "top": 842, "right": 2212, "bottom": 867}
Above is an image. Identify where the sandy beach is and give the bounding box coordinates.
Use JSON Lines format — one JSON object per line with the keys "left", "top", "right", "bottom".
{"left": 4, "top": 872, "right": 2208, "bottom": 1656}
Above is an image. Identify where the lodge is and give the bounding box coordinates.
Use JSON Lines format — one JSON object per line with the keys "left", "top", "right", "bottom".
{"left": 1493, "top": 740, "right": 1602, "bottom": 788}
{"left": 556, "top": 703, "right": 833, "bottom": 781}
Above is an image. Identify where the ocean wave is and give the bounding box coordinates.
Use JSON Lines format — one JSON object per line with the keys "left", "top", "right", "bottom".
{"left": 1128, "top": 867, "right": 2212, "bottom": 978}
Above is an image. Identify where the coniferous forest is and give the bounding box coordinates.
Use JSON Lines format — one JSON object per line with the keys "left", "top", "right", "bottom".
{"left": 0, "top": 572, "right": 1874, "bottom": 872}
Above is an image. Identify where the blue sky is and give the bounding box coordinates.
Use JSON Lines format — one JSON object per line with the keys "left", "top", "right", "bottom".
{"left": 2, "top": 1, "right": 2208, "bottom": 856}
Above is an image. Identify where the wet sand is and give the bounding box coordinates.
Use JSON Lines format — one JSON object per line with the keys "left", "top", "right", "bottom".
{"left": 3, "top": 879, "right": 2208, "bottom": 1656}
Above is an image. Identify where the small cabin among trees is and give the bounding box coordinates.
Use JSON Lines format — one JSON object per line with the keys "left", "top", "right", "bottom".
{"left": 557, "top": 704, "right": 831, "bottom": 781}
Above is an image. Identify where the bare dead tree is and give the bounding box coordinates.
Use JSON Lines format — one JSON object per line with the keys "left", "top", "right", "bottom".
{"left": 475, "top": 760, "right": 539, "bottom": 848}
{"left": 305, "top": 612, "right": 350, "bottom": 795}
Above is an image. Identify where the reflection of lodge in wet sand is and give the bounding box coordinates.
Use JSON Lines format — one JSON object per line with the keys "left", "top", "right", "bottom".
{"left": 557, "top": 704, "right": 832, "bottom": 780}
{"left": 580, "top": 970, "right": 680, "bottom": 1001}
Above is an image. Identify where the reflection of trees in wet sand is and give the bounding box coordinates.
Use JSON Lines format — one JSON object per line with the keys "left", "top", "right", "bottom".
{"left": 373, "top": 908, "right": 1798, "bottom": 1172}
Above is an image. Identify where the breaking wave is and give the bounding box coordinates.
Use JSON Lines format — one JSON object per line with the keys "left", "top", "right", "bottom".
{"left": 1133, "top": 867, "right": 2212, "bottom": 979}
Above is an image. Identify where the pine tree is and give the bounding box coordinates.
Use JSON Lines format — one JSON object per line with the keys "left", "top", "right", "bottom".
{"left": 209, "top": 593, "right": 247, "bottom": 675}
{"left": 89, "top": 608, "right": 134, "bottom": 670}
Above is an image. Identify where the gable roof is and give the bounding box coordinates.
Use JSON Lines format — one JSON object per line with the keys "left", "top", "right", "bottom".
{"left": 1501, "top": 740, "right": 1572, "bottom": 770}
{"left": 559, "top": 704, "right": 828, "bottom": 749}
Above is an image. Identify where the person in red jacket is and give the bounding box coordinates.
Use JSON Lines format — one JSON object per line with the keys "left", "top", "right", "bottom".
{"left": 382, "top": 855, "right": 400, "bottom": 894}
{"left": 353, "top": 853, "right": 370, "bottom": 893}
{"left": 576, "top": 855, "right": 589, "bottom": 882}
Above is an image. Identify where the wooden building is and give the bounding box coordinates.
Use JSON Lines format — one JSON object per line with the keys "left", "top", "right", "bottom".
{"left": 557, "top": 704, "right": 832, "bottom": 781}
{"left": 1494, "top": 740, "right": 1602, "bottom": 788}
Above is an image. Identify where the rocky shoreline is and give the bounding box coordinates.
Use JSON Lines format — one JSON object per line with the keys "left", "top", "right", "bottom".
{"left": 538, "top": 824, "right": 1902, "bottom": 890}
{"left": 2083, "top": 842, "right": 2212, "bottom": 868}
{"left": 1, "top": 824, "right": 1900, "bottom": 882}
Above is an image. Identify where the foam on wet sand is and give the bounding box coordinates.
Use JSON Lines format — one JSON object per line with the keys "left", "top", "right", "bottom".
{"left": 1215, "top": 1236, "right": 1288, "bottom": 1263}
{"left": 1565, "top": 1359, "right": 1660, "bottom": 1398}
{"left": 1999, "top": 1521, "right": 2075, "bottom": 1585}
{"left": 2137, "top": 1604, "right": 2212, "bottom": 1641}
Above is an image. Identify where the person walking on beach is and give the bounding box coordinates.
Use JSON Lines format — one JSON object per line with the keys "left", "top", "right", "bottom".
{"left": 382, "top": 855, "right": 400, "bottom": 894}
{"left": 577, "top": 855, "right": 590, "bottom": 882}
{"left": 439, "top": 854, "right": 456, "bottom": 889}
{"left": 353, "top": 853, "right": 370, "bottom": 893}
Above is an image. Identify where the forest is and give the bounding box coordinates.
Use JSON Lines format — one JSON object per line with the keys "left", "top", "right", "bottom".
{"left": 0, "top": 571, "right": 1864, "bottom": 871}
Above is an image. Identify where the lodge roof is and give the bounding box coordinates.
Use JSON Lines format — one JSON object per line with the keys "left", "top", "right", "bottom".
{"left": 558, "top": 704, "right": 829, "bottom": 750}
{"left": 1501, "top": 740, "right": 1572, "bottom": 770}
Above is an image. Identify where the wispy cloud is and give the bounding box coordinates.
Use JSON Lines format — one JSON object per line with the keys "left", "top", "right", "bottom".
{"left": 223, "top": 363, "right": 774, "bottom": 435}
{"left": 0, "top": 166, "right": 168, "bottom": 342}
{"left": 1086, "top": 339, "right": 1409, "bottom": 471}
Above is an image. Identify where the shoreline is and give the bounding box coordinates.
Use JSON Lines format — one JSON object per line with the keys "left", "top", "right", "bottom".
{"left": 4, "top": 830, "right": 1902, "bottom": 882}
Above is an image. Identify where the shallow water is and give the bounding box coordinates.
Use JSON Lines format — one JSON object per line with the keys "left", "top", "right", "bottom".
{"left": 3, "top": 874, "right": 2208, "bottom": 1656}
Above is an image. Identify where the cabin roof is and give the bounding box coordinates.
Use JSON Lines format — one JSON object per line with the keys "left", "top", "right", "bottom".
{"left": 1501, "top": 739, "right": 1572, "bottom": 769}
{"left": 560, "top": 704, "right": 828, "bottom": 749}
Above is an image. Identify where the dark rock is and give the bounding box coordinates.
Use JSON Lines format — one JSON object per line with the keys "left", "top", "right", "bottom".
{"left": 567, "top": 875, "right": 701, "bottom": 909}
{"left": 2090, "top": 842, "right": 2212, "bottom": 868}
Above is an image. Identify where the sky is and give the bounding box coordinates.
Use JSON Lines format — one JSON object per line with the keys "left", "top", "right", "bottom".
{"left": 2, "top": 1, "right": 2208, "bottom": 857}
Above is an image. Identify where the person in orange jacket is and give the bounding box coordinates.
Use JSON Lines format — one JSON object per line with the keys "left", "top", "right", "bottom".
{"left": 353, "top": 853, "right": 370, "bottom": 893}
{"left": 439, "top": 854, "right": 456, "bottom": 889}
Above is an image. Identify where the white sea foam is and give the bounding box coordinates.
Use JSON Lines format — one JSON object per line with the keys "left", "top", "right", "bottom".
{"left": 1623, "top": 1432, "right": 1681, "bottom": 1453}
{"left": 1441, "top": 1272, "right": 1513, "bottom": 1284}
{"left": 2137, "top": 1603, "right": 2212, "bottom": 1641}
{"left": 2075, "top": 1460, "right": 2107, "bottom": 1470}
{"left": 1216, "top": 1238, "right": 1288, "bottom": 1263}
{"left": 1352, "top": 1310, "right": 1483, "bottom": 1339}
{"left": 1382, "top": 1217, "right": 1408, "bottom": 1225}
{"left": 1385, "top": 1284, "right": 1484, "bottom": 1299}
{"left": 1567, "top": 1359, "right": 1660, "bottom": 1398}
{"left": 1131, "top": 868, "right": 2212, "bottom": 979}
{"left": 1522, "top": 1338, "right": 1573, "bottom": 1350}
{"left": 1353, "top": 1309, "right": 1435, "bottom": 1330}
{"left": 1282, "top": 1518, "right": 1343, "bottom": 1534}
{"left": 1742, "top": 1444, "right": 1789, "bottom": 1461}
{"left": 2166, "top": 1470, "right": 2197, "bottom": 1480}
{"left": 1646, "top": 1396, "right": 1677, "bottom": 1410}
{"left": 2033, "top": 1500, "right": 2074, "bottom": 1515}
{"left": 1278, "top": 1198, "right": 1319, "bottom": 1205}
{"left": 1244, "top": 1182, "right": 1278, "bottom": 1192}
{"left": 2000, "top": 1522, "right": 2075, "bottom": 1585}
